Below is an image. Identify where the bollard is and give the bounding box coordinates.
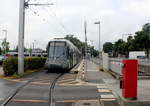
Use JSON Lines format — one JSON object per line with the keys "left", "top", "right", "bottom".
{"left": 121, "top": 59, "right": 138, "bottom": 100}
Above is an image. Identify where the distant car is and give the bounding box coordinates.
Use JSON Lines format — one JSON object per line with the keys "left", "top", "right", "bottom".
{"left": 0, "top": 55, "right": 5, "bottom": 64}
{"left": 137, "top": 56, "right": 147, "bottom": 59}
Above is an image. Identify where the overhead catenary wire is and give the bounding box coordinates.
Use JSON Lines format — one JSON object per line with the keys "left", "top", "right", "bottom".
{"left": 25, "top": 0, "right": 64, "bottom": 49}
{"left": 28, "top": 7, "right": 46, "bottom": 21}
{"left": 42, "top": 6, "right": 71, "bottom": 35}
{"left": 26, "top": 0, "right": 70, "bottom": 35}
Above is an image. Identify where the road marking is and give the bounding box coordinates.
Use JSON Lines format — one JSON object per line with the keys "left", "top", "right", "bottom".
{"left": 56, "top": 99, "right": 98, "bottom": 103}
{"left": 100, "top": 94, "right": 116, "bottom": 99}
{"left": 97, "top": 85, "right": 108, "bottom": 89}
{"left": 97, "top": 89, "right": 112, "bottom": 93}
{"left": 0, "top": 98, "right": 4, "bottom": 101}
{"left": 58, "top": 79, "right": 75, "bottom": 83}
{"left": 30, "top": 82, "right": 50, "bottom": 85}
{"left": 11, "top": 99, "right": 48, "bottom": 103}
{"left": 100, "top": 98, "right": 116, "bottom": 101}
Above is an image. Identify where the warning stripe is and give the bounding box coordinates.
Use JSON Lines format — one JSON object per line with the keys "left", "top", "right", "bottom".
{"left": 11, "top": 99, "right": 48, "bottom": 103}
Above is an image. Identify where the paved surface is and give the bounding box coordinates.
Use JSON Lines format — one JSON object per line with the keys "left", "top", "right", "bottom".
{"left": 86, "top": 60, "right": 120, "bottom": 106}
{"left": 4, "top": 59, "right": 150, "bottom": 106}
{"left": 59, "top": 60, "right": 120, "bottom": 106}
{"left": 0, "top": 66, "right": 4, "bottom": 75}
{"left": 88, "top": 58, "right": 150, "bottom": 106}
{"left": 0, "top": 79, "right": 21, "bottom": 103}
{"left": 106, "top": 79, "right": 150, "bottom": 106}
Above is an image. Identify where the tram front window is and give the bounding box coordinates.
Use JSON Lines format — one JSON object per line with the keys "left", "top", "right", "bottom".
{"left": 49, "top": 42, "right": 66, "bottom": 58}
{"left": 55, "top": 46, "right": 66, "bottom": 58}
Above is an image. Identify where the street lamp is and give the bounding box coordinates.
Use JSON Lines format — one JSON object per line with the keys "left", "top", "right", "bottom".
{"left": 94, "top": 21, "right": 101, "bottom": 67}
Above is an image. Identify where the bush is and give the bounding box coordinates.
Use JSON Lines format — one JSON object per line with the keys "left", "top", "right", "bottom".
{"left": 3, "top": 57, "right": 18, "bottom": 76}
{"left": 3, "top": 57, "right": 46, "bottom": 76}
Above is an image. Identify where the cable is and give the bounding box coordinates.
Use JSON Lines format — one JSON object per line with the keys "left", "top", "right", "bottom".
{"left": 26, "top": 0, "right": 66, "bottom": 35}
{"left": 32, "top": 6, "right": 64, "bottom": 34}
{"left": 42, "top": 6, "right": 71, "bottom": 34}
{"left": 28, "top": 7, "right": 47, "bottom": 22}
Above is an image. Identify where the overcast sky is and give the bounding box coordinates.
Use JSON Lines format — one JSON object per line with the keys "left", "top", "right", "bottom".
{"left": 0, "top": 0, "right": 150, "bottom": 50}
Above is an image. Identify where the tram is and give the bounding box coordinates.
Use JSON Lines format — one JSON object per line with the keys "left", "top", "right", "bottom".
{"left": 45, "top": 38, "right": 81, "bottom": 72}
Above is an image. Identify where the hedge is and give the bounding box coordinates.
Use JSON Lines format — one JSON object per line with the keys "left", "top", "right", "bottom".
{"left": 3, "top": 57, "right": 47, "bottom": 76}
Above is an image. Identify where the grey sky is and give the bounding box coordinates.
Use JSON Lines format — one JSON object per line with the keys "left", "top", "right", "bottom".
{"left": 0, "top": 0, "right": 150, "bottom": 50}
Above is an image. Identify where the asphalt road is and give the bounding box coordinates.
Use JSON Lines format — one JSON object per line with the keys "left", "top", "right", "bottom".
{"left": 0, "top": 71, "right": 82, "bottom": 106}
{"left": 0, "top": 61, "right": 120, "bottom": 106}
{"left": 0, "top": 71, "right": 103, "bottom": 106}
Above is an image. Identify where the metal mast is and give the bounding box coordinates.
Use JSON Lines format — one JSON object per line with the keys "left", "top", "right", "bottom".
{"left": 18, "top": 0, "right": 25, "bottom": 74}
{"left": 18, "top": 0, "right": 53, "bottom": 75}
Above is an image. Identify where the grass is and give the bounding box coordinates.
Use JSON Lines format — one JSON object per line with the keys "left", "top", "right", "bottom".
{"left": 0, "top": 68, "right": 42, "bottom": 79}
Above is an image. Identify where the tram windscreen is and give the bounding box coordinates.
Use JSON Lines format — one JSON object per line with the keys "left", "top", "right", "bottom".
{"left": 49, "top": 42, "right": 66, "bottom": 58}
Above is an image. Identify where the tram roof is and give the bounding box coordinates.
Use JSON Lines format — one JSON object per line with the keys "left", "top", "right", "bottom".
{"left": 49, "top": 38, "right": 81, "bottom": 53}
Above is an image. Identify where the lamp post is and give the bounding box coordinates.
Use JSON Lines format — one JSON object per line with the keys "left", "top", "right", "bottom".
{"left": 84, "top": 21, "right": 88, "bottom": 82}
{"left": 90, "top": 40, "right": 94, "bottom": 61}
{"left": 94, "top": 21, "right": 101, "bottom": 67}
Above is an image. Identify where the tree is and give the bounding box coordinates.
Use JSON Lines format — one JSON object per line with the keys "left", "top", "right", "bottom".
{"left": 103, "top": 42, "right": 113, "bottom": 53}
{"left": 134, "top": 31, "right": 150, "bottom": 57}
{"left": 64, "top": 34, "right": 99, "bottom": 57}
{"left": 142, "top": 23, "right": 150, "bottom": 33}
{"left": 64, "top": 34, "right": 85, "bottom": 56}
{"left": 1, "top": 39, "right": 9, "bottom": 54}
{"left": 113, "top": 39, "right": 127, "bottom": 56}
{"left": 64, "top": 35, "right": 85, "bottom": 51}
{"left": 103, "top": 23, "right": 150, "bottom": 57}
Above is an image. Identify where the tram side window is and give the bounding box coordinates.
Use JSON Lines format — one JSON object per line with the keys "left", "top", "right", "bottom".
{"left": 49, "top": 45, "right": 54, "bottom": 58}
{"left": 67, "top": 47, "right": 70, "bottom": 58}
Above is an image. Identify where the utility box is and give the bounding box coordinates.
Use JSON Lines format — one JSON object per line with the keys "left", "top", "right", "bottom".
{"left": 121, "top": 59, "right": 138, "bottom": 100}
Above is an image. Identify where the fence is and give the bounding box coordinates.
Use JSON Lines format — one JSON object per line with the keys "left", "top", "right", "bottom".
{"left": 102, "top": 53, "right": 150, "bottom": 76}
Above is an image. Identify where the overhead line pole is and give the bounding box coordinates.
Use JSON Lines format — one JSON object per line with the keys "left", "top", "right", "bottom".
{"left": 18, "top": 0, "right": 53, "bottom": 75}
{"left": 84, "top": 21, "right": 88, "bottom": 82}
{"left": 94, "top": 21, "right": 101, "bottom": 67}
{"left": 18, "top": 0, "right": 25, "bottom": 75}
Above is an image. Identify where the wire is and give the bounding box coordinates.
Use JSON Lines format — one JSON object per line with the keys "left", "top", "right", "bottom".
{"left": 32, "top": 6, "right": 63, "bottom": 34}
{"left": 26, "top": 0, "right": 66, "bottom": 35}
{"left": 29, "top": 7, "right": 46, "bottom": 21}
{"left": 42, "top": 6, "right": 71, "bottom": 34}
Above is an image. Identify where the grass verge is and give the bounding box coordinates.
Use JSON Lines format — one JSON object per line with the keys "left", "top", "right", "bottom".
{"left": 0, "top": 68, "right": 43, "bottom": 79}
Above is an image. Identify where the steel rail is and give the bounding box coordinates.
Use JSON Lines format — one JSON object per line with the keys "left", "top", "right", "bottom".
{"left": 49, "top": 73, "right": 64, "bottom": 106}
{"left": 0, "top": 71, "right": 42, "bottom": 106}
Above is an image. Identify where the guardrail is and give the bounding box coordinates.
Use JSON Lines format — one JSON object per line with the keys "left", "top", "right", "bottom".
{"left": 109, "top": 58, "right": 150, "bottom": 76}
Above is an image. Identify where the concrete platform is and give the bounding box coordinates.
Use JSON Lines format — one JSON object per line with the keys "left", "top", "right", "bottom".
{"left": 104, "top": 71, "right": 150, "bottom": 106}
{"left": 81, "top": 59, "right": 150, "bottom": 106}
{"left": 76, "top": 60, "right": 120, "bottom": 106}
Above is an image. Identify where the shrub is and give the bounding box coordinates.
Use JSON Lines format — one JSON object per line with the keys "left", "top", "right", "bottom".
{"left": 3, "top": 57, "right": 46, "bottom": 76}
{"left": 3, "top": 57, "right": 18, "bottom": 76}
{"left": 25, "top": 57, "right": 46, "bottom": 70}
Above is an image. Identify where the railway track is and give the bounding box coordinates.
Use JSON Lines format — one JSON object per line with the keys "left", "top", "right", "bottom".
{"left": 0, "top": 71, "right": 67, "bottom": 106}
{"left": 49, "top": 73, "right": 64, "bottom": 106}
{"left": 0, "top": 71, "right": 42, "bottom": 106}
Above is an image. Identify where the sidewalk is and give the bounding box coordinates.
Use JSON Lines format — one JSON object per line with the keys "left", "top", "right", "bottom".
{"left": 107, "top": 76, "right": 150, "bottom": 106}
{"left": 81, "top": 60, "right": 150, "bottom": 106}
{"left": 86, "top": 60, "right": 114, "bottom": 83}
{"left": 81, "top": 60, "right": 120, "bottom": 106}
